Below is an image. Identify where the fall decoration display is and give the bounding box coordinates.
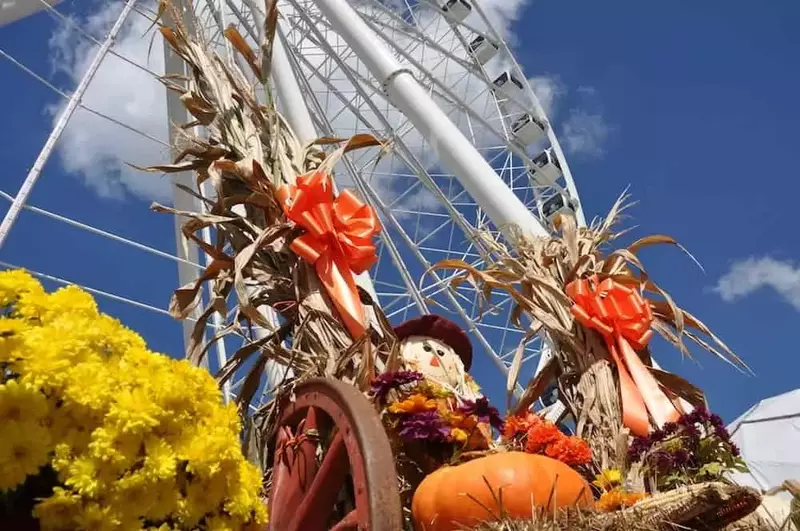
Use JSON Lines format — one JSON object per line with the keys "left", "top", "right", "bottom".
{"left": 429, "top": 194, "right": 747, "bottom": 471}
{"left": 411, "top": 452, "right": 593, "bottom": 531}
{"left": 0, "top": 269, "right": 266, "bottom": 530}
{"left": 137, "top": 1, "right": 767, "bottom": 529}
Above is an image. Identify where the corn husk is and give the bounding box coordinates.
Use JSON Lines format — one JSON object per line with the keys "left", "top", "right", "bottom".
{"left": 146, "top": 0, "right": 398, "bottom": 465}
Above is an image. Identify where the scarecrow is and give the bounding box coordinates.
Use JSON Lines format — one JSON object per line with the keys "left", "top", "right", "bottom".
{"left": 394, "top": 314, "right": 482, "bottom": 400}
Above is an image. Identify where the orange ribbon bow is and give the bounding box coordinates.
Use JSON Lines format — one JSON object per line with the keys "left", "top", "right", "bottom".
{"left": 566, "top": 275, "right": 680, "bottom": 437}
{"left": 277, "top": 171, "right": 381, "bottom": 339}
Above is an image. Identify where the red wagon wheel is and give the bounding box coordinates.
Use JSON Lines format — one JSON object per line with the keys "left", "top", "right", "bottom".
{"left": 267, "top": 378, "right": 403, "bottom": 531}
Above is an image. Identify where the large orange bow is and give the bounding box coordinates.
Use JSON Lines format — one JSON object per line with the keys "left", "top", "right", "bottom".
{"left": 566, "top": 275, "right": 680, "bottom": 437}
{"left": 276, "top": 171, "right": 380, "bottom": 339}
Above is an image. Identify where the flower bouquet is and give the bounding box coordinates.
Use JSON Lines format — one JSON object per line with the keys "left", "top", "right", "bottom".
{"left": 0, "top": 270, "right": 266, "bottom": 530}
{"left": 628, "top": 408, "right": 747, "bottom": 492}
{"left": 370, "top": 370, "right": 503, "bottom": 476}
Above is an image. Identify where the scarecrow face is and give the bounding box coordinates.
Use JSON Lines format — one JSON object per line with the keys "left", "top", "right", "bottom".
{"left": 399, "top": 335, "right": 465, "bottom": 387}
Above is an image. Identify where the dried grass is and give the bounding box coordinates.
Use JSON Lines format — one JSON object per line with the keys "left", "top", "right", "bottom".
{"left": 146, "top": 0, "right": 399, "bottom": 465}
{"left": 466, "top": 482, "right": 765, "bottom": 531}
{"left": 429, "top": 193, "right": 749, "bottom": 471}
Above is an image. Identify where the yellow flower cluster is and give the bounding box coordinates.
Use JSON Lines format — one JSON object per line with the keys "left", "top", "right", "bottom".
{"left": 0, "top": 270, "right": 267, "bottom": 530}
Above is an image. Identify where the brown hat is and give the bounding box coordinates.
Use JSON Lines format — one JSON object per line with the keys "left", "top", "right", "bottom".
{"left": 394, "top": 315, "right": 473, "bottom": 371}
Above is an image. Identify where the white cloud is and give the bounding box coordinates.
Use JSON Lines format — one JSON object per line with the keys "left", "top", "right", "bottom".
{"left": 48, "top": 2, "right": 171, "bottom": 202}
{"left": 713, "top": 257, "right": 800, "bottom": 311}
{"left": 528, "top": 75, "right": 564, "bottom": 117}
{"left": 561, "top": 108, "right": 610, "bottom": 157}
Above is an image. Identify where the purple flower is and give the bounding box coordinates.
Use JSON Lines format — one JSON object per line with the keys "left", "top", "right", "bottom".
{"left": 370, "top": 371, "right": 424, "bottom": 402}
{"left": 648, "top": 450, "right": 675, "bottom": 471}
{"left": 457, "top": 397, "right": 503, "bottom": 431}
{"left": 628, "top": 437, "right": 650, "bottom": 462}
{"left": 660, "top": 421, "right": 679, "bottom": 436}
{"left": 671, "top": 449, "right": 691, "bottom": 467}
{"left": 397, "top": 411, "right": 450, "bottom": 442}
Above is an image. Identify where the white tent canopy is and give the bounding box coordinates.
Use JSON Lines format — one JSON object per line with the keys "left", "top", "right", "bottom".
{"left": 0, "top": 0, "right": 60, "bottom": 27}
{"left": 727, "top": 388, "right": 800, "bottom": 492}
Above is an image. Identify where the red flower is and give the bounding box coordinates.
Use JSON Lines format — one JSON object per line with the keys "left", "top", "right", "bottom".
{"left": 502, "top": 412, "right": 542, "bottom": 440}
{"left": 525, "top": 422, "right": 562, "bottom": 454}
{"left": 545, "top": 436, "right": 592, "bottom": 466}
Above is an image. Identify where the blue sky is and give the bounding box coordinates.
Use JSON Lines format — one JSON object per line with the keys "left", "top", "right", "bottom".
{"left": 1, "top": 0, "right": 799, "bottom": 424}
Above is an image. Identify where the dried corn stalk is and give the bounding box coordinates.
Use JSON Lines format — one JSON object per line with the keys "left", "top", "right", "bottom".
{"left": 430, "top": 193, "right": 748, "bottom": 471}
{"left": 145, "top": 0, "right": 397, "bottom": 431}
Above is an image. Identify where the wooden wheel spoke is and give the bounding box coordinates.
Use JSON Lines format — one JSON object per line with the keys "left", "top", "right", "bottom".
{"left": 303, "top": 405, "right": 320, "bottom": 432}
{"left": 329, "top": 510, "right": 358, "bottom": 531}
{"left": 289, "top": 431, "right": 350, "bottom": 530}
{"left": 268, "top": 379, "right": 402, "bottom": 531}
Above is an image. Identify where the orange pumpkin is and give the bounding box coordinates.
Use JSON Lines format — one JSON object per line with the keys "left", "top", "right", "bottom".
{"left": 411, "top": 452, "right": 592, "bottom": 531}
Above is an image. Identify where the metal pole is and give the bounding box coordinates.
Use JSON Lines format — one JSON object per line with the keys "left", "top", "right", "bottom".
{"left": 163, "top": 0, "right": 213, "bottom": 369}
{"left": 0, "top": 0, "right": 139, "bottom": 247}
{"left": 309, "top": 0, "right": 548, "bottom": 239}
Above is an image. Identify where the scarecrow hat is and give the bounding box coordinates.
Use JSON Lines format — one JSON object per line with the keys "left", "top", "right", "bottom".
{"left": 394, "top": 315, "right": 473, "bottom": 371}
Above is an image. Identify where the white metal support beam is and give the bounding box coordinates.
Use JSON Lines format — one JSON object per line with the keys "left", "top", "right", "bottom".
{"left": 164, "top": 0, "right": 213, "bottom": 371}
{"left": 309, "top": 0, "right": 548, "bottom": 240}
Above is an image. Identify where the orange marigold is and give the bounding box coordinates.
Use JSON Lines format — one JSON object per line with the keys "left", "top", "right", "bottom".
{"left": 502, "top": 413, "right": 542, "bottom": 440}
{"left": 445, "top": 412, "right": 478, "bottom": 431}
{"left": 595, "top": 488, "right": 647, "bottom": 512}
{"left": 525, "top": 422, "right": 562, "bottom": 453}
{"left": 388, "top": 393, "right": 437, "bottom": 414}
{"left": 544, "top": 435, "right": 592, "bottom": 466}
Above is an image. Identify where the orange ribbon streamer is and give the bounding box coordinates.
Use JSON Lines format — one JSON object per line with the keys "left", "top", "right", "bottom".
{"left": 566, "top": 275, "right": 680, "bottom": 437}
{"left": 277, "top": 171, "right": 380, "bottom": 339}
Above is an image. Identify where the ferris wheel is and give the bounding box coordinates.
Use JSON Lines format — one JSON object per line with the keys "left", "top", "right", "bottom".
{"left": 0, "top": 0, "right": 587, "bottom": 410}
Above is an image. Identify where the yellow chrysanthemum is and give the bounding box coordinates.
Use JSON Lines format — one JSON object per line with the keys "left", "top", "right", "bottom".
{"left": 40, "top": 285, "right": 98, "bottom": 322}
{"left": 71, "top": 502, "right": 131, "bottom": 531}
{"left": 17, "top": 331, "right": 78, "bottom": 392}
{"left": 206, "top": 513, "right": 239, "bottom": 531}
{"left": 2, "top": 271, "right": 267, "bottom": 527}
{"left": 108, "top": 471, "right": 162, "bottom": 521}
{"left": 142, "top": 436, "right": 177, "bottom": 481}
{"left": 142, "top": 478, "right": 181, "bottom": 521}
{"left": 33, "top": 487, "right": 82, "bottom": 531}
{"left": 450, "top": 428, "right": 469, "bottom": 444}
{"left": 0, "top": 420, "right": 51, "bottom": 491}
{"left": 87, "top": 427, "right": 142, "bottom": 472}
{"left": 0, "top": 317, "right": 28, "bottom": 363}
{"left": 106, "top": 386, "right": 164, "bottom": 434}
{"left": 0, "top": 269, "right": 43, "bottom": 306}
{"left": 63, "top": 456, "right": 112, "bottom": 498}
{"left": 0, "top": 378, "right": 49, "bottom": 423}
